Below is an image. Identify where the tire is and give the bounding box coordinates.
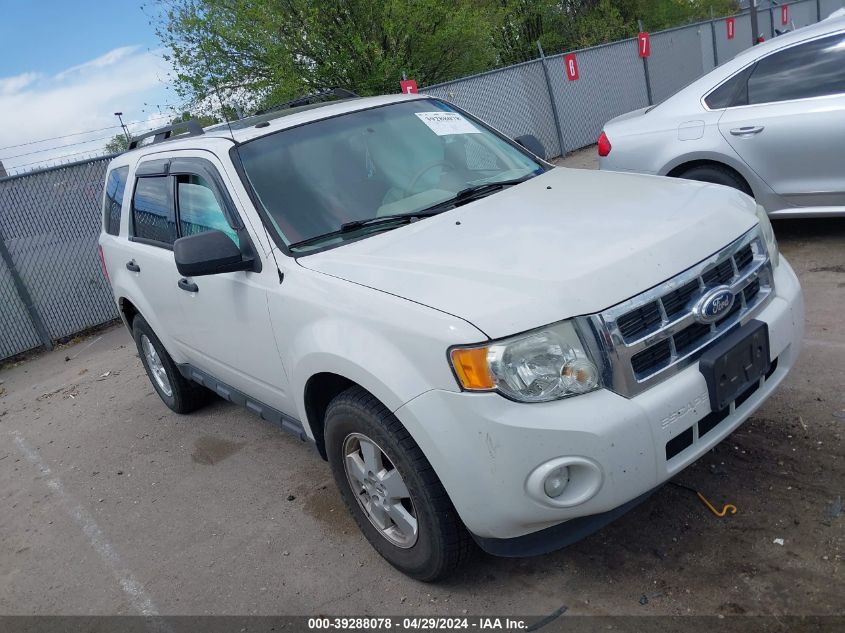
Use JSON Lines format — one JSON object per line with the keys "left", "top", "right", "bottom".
{"left": 677, "top": 164, "right": 753, "bottom": 197}
{"left": 132, "top": 315, "right": 210, "bottom": 414}
{"left": 325, "top": 386, "right": 473, "bottom": 581}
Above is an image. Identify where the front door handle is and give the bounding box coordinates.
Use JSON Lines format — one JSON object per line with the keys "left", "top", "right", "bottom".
{"left": 125, "top": 260, "right": 140, "bottom": 273}
{"left": 178, "top": 278, "right": 199, "bottom": 293}
{"left": 730, "top": 126, "right": 764, "bottom": 136}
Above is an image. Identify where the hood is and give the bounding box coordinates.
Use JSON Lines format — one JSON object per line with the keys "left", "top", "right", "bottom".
{"left": 298, "top": 168, "right": 757, "bottom": 340}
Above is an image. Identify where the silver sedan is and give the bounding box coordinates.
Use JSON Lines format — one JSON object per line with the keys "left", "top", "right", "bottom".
{"left": 598, "top": 11, "right": 845, "bottom": 218}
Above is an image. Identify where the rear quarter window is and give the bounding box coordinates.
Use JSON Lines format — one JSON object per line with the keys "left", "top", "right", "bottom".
{"left": 704, "top": 66, "right": 754, "bottom": 109}
{"left": 103, "top": 166, "right": 129, "bottom": 236}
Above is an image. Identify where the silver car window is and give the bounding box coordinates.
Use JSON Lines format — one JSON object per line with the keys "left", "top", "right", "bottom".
{"left": 747, "top": 31, "right": 845, "bottom": 105}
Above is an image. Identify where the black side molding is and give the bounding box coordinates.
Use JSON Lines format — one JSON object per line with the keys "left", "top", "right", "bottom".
{"left": 177, "top": 364, "right": 307, "bottom": 441}
{"left": 471, "top": 486, "right": 660, "bottom": 557}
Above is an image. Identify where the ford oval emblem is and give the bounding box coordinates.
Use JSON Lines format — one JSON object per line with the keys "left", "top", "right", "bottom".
{"left": 693, "top": 286, "right": 735, "bottom": 324}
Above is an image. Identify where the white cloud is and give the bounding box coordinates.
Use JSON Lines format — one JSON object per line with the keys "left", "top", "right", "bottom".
{"left": 0, "top": 46, "right": 176, "bottom": 175}
{"left": 0, "top": 72, "right": 41, "bottom": 96}
{"left": 55, "top": 46, "right": 140, "bottom": 80}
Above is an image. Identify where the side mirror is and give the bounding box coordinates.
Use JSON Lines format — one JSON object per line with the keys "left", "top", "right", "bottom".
{"left": 514, "top": 134, "right": 547, "bottom": 160}
{"left": 174, "top": 230, "right": 255, "bottom": 277}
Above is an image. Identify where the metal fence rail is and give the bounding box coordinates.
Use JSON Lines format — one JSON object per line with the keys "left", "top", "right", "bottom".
{"left": 0, "top": 0, "right": 843, "bottom": 361}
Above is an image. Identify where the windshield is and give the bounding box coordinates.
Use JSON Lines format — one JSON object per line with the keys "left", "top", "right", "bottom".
{"left": 236, "top": 99, "right": 544, "bottom": 252}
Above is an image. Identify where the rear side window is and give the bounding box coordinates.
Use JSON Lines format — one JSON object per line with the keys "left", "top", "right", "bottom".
{"left": 103, "top": 166, "right": 129, "bottom": 235}
{"left": 132, "top": 176, "right": 176, "bottom": 245}
{"left": 747, "top": 32, "right": 845, "bottom": 105}
{"left": 705, "top": 66, "right": 754, "bottom": 109}
{"left": 176, "top": 174, "right": 239, "bottom": 246}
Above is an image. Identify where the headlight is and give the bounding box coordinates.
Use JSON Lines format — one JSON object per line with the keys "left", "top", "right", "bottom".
{"left": 449, "top": 320, "right": 601, "bottom": 403}
{"left": 755, "top": 204, "right": 779, "bottom": 268}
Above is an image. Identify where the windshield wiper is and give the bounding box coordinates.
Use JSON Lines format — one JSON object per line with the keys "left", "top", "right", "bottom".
{"left": 339, "top": 210, "right": 443, "bottom": 233}
{"left": 288, "top": 175, "right": 534, "bottom": 252}
{"left": 288, "top": 210, "right": 443, "bottom": 251}
{"left": 416, "top": 175, "right": 534, "bottom": 215}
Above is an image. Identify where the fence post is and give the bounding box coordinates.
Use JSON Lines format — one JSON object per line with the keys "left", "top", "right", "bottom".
{"left": 710, "top": 10, "right": 720, "bottom": 67}
{"left": 638, "top": 20, "right": 654, "bottom": 106}
{"left": 0, "top": 233, "right": 53, "bottom": 351}
{"left": 750, "top": 0, "right": 761, "bottom": 44}
{"left": 537, "top": 42, "right": 568, "bottom": 159}
{"left": 770, "top": 5, "right": 776, "bottom": 37}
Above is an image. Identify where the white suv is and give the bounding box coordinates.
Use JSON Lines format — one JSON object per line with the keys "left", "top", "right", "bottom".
{"left": 99, "top": 93, "right": 804, "bottom": 581}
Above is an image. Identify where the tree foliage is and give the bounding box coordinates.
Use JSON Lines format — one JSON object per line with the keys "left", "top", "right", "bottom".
{"left": 104, "top": 134, "right": 130, "bottom": 154}
{"left": 152, "top": 0, "right": 739, "bottom": 113}
{"left": 152, "top": 0, "right": 497, "bottom": 112}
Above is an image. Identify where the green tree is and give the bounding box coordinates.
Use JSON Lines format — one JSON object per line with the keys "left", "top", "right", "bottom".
{"left": 152, "top": 0, "right": 497, "bottom": 111}
{"left": 623, "top": 0, "right": 740, "bottom": 31}
{"left": 488, "top": 0, "right": 739, "bottom": 59}
{"left": 153, "top": 0, "right": 740, "bottom": 111}
{"left": 104, "top": 134, "right": 129, "bottom": 154}
{"left": 170, "top": 110, "right": 221, "bottom": 132}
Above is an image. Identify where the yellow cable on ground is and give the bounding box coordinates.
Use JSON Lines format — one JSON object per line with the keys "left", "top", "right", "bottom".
{"left": 696, "top": 491, "right": 737, "bottom": 517}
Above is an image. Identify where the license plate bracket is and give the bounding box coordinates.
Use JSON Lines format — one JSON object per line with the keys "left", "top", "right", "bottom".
{"left": 699, "top": 320, "right": 770, "bottom": 412}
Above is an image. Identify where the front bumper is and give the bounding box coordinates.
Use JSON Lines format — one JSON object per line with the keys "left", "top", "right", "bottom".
{"left": 394, "top": 257, "right": 804, "bottom": 550}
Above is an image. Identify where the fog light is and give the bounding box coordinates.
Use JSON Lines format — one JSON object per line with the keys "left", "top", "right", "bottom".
{"left": 543, "top": 466, "right": 570, "bottom": 498}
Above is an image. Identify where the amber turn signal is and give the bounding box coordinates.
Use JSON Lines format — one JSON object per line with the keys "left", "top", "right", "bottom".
{"left": 450, "top": 347, "right": 494, "bottom": 390}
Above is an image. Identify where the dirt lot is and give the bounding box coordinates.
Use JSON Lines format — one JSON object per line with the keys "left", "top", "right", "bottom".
{"left": 1, "top": 150, "right": 842, "bottom": 618}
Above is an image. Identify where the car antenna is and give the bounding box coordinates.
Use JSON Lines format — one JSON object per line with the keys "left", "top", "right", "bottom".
{"left": 200, "top": 45, "right": 237, "bottom": 142}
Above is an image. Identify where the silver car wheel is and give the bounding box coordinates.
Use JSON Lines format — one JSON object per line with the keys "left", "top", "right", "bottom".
{"left": 342, "top": 432, "right": 418, "bottom": 548}
{"left": 140, "top": 334, "right": 172, "bottom": 398}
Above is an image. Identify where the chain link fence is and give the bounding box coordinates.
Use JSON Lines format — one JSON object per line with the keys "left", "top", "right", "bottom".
{"left": 0, "top": 157, "right": 119, "bottom": 360}
{"left": 1, "top": 0, "right": 843, "bottom": 361}
{"left": 425, "top": 0, "right": 841, "bottom": 158}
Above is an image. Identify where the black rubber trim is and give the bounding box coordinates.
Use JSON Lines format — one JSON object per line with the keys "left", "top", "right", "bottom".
{"left": 128, "top": 236, "right": 174, "bottom": 251}
{"left": 177, "top": 363, "right": 308, "bottom": 441}
{"left": 665, "top": 425, "right": 694, "bottom": 460}
{"left": 470, "top": 486, "right": 660, "bottom": 557}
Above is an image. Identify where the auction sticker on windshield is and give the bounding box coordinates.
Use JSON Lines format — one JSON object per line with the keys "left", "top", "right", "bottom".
{"left": 415, "top": 111, "right": 480, "bottom": 136}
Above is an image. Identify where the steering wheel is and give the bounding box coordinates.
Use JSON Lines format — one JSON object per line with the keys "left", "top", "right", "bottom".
{"left": 404, "top": 161, "right": 456, "bottom": 197}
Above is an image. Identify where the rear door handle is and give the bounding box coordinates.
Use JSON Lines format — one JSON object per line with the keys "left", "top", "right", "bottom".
{"left": 125, "top": 260, "right": 140, "bottom": 273}
{"left": 730, "top": 126, "right": 764, "bottom": 136}
{"left": 178, "top": 278, "right": 199, "bottom": 293}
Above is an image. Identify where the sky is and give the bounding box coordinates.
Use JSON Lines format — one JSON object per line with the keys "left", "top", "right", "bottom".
{"left": 0, "top": 0, "right": 178, "bottom": 175}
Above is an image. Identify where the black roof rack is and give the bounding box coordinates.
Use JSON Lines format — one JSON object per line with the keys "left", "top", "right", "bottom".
{"left": 128, "top": 119, "right": 205, "bottom": 150}
{"left": 254, "top": 88, "right": 359, "bottom": 116}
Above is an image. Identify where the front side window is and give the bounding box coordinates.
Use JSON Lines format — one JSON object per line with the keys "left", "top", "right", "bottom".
{"left": 176, "top": 174, "right": 239, "bottom": 246}
{"left": 103, "top": 166, "right": 129, "bottom": 235}
{"left": 236, "top": 99, "right": 544, "bottom": 252}
{"left": 132, "top": 176, "right": 176, "bottom": 245}
{"left": 747, "top": 32, "right": 845, "bottom": 105}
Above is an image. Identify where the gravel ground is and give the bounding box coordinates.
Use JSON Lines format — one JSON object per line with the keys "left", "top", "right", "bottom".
{"left": 0, "top": 151, "right": 842, "bottom": 618}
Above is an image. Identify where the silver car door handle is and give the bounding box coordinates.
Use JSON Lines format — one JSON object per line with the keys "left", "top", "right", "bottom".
{"left": 730, "top": 126, "right": 764, "bottom": 136}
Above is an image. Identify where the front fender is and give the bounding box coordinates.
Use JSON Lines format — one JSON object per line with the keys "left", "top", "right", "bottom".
{"left": 289, "top": 320, "right": 437, "bottom": 427}
{"left": 270, "top": 268, "right": 487, "bottom": 442}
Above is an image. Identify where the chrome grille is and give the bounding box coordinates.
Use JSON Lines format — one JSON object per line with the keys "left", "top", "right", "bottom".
{"left": 580, "top": 228, "right": 774, "bottom": 398}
